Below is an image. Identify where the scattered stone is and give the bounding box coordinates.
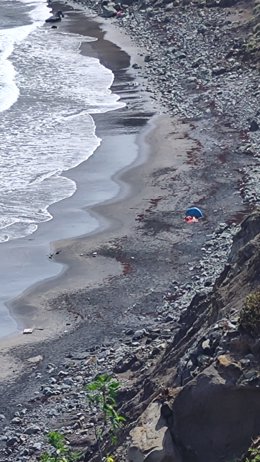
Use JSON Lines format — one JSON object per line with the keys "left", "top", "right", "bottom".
{"left": 11, "top": 417, "right": 22, "bottom": 424}
{"left": 249, "top": 120, "right": 259, "bottom": 132}
{"left": 133, "top": 329, "right": 147, "bottom": 340}
{"left": 24, "top": 425, "right": 42, "bottom": 435}
{"left": 201, "top": 339, "right": 211, "bottom": 351}
{"left": 27, "top": 355, "right": 43, "bottom": 364}
{"left": 144, "top": 54, "right": 153, "bottom": 63}
{"left": 6, "top": 436, "right": 20, "bottom": 447}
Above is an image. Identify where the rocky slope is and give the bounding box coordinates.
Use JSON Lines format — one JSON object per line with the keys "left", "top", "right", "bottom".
{"left": 121, "top": 211, "right": 260, "bottom": 462}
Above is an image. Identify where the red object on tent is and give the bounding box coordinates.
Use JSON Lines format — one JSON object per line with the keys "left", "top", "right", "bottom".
{"left": 185, "top": 216, "right": 199, "bottom": 223}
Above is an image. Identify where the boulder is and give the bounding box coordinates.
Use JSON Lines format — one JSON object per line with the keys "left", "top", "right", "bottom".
{"left": 249, "top": 120, "right": 259, "bottom": 132}
{"left": 171, "top": 366, "right": 260, "bottom": 462}
{"left": 101, "top": 1, "right": 117, "bottom": 17}
{"left": 113, "top": 354, "right": 139, "bottom": 373}
{"left": 25, "top": 425, "right": 42, "bottom": 434}
{"left": 128, "top": 401, "right": 180, "bottom": 462}
{"left": 27, "top": 355, "right": 43, "bottom": 364}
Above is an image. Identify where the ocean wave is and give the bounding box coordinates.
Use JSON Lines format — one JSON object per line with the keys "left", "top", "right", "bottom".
{"left": 0, "top": 25, "right": 32, "bottom": 112}
{"left": 0, "top": 0, "right": 50, "bottom": 113}
{"left": 0, "top": 16, "right": 124, "bottom": 242}
{"left": 19, "top": 0, "right": 50, "bottom": 23}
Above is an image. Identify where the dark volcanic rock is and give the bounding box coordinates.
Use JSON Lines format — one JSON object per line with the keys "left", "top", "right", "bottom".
{"left": 249, "top": 120, "right": 259, "bottom": 132}
{"left": 171, "top": 366, "right": 260, "bottom": 462}
{"left": 113, "top": 354, "right": 138, "bottom": 373}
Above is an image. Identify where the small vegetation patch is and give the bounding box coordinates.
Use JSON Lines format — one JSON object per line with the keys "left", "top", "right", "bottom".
{"left": 86, "top": 374, "right": 126, "bottom": 461}
{"left": 246, "top": 447, "right": 260, "bottom": 462}
{"left": 244, "top": 437, "right": 260, "bottom": 462}
{"left": 40, "top": 432, "right": 80, "bottom": 462}
{"left": 239, "top": 291, "right": 260, "bottom": 336}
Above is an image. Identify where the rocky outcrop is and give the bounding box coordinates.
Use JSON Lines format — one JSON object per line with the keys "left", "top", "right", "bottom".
{"left": 229, "top": 211, "right": 260, "bottom": 264}
{"left": 128, "top": 402, "right": 180, "bottom": 462}
{"left": 125, "top": 211, "right": 260, "bottom": 462}
{"left": 171, "top": 365, "right": 260, "bottom": 462}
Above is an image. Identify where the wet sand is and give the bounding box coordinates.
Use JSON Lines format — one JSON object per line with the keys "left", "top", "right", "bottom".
{"left": 0, "top": 4, "right": 167, "bottom": 372}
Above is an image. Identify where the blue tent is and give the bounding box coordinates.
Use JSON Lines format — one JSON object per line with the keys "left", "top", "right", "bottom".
{"left": 185, "top": 207, "right": 203, "bottom": 218}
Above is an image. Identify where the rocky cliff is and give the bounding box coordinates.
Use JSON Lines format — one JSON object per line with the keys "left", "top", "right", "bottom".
{"left": 114, "top": 212, "right": 260, "bottom": 462}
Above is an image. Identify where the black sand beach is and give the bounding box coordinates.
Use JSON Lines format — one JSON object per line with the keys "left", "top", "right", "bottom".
{"left": 0, "top": 0, "right": 259, "bottom": 460}
{"left": 0, "top": 6, "right": 154, "bottom": 342}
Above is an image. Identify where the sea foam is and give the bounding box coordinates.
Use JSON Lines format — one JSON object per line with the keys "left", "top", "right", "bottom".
{"left": 0, "top": 0, "right": 124, "bottom": 243}
{"left": 0, "top": 0, "right": 50, "bottom": 113}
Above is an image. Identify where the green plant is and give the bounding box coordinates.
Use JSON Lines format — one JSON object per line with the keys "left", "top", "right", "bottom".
{"left": 86, "top": 374, "right": 126, "bottom": 461}
{"left": 40, "top": 431, "right": 80, "bottom": 462}
{"left": 239, "top": 291, "right": 260, "bottom": 337}
{"left": 246, "top": 446, "right": 260, "bottom": 462}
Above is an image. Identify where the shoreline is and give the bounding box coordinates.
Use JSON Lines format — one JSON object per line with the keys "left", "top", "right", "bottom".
{"left": 0, "top": 0, "right": 199, "bottom": 374}
{"left": 0, "top": 5, "right": 155, "bottom": 343}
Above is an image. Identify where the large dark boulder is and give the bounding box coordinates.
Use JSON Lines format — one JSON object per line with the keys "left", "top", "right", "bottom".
{"left": 171, "top": 366, "right": 260, "bottom": 462}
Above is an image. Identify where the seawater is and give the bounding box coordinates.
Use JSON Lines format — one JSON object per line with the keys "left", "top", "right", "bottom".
{"left": 0, "top": 0, "right": 123, "bottom": 243}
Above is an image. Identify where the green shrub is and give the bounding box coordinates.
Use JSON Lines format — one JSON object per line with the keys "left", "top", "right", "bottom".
{"left": 86, "top": 374, "right": 126, "bottom": 461}
{"left": 40, "top": 431, "right": 80, "bottom": 462}
{"left": 239, "top": 291, "right": 260, "bottom": 336}
{"left": 245, "top": 445, "right": 260, "bottom": 462}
